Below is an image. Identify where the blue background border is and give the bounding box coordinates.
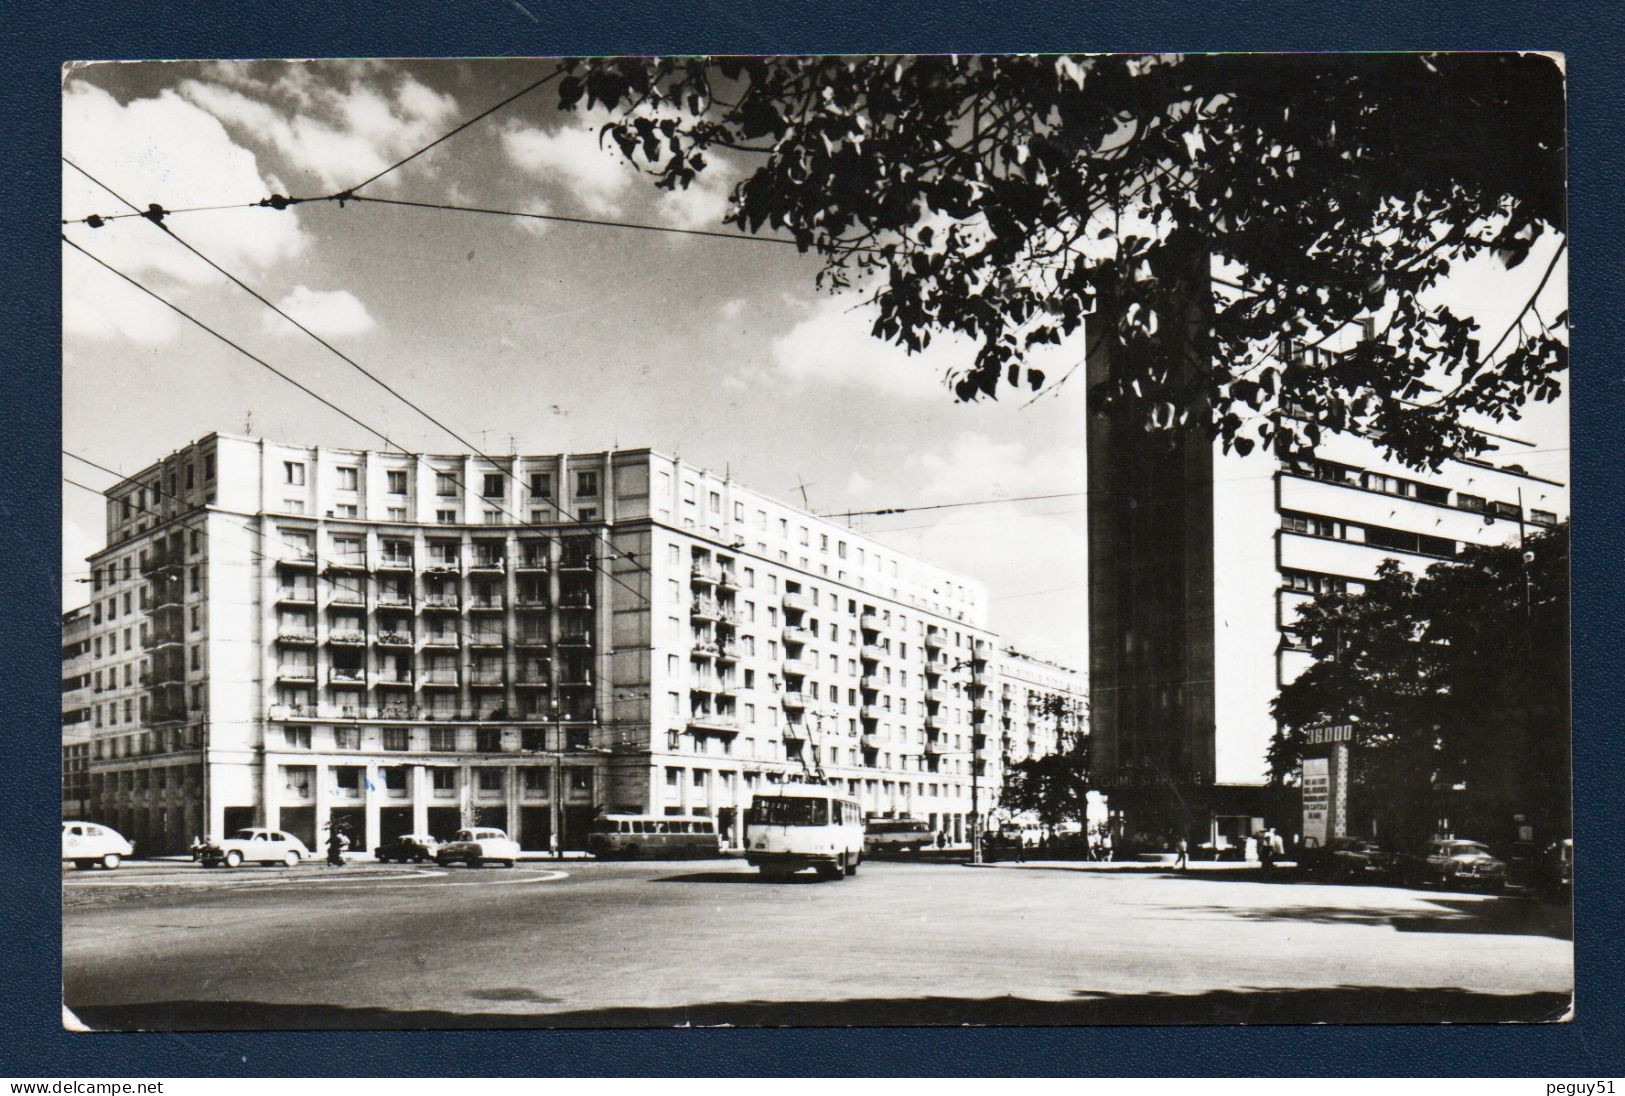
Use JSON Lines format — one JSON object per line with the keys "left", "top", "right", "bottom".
{"left": 4, "top": 1, "right": 1621, "bottom": 1077}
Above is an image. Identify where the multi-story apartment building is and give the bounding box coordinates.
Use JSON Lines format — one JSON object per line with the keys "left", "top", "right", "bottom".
{"left": 1088, "top": 349, "right": 1568, "bottom": 847}
{"left": 996, "top": 649, "right": 1087, "bottom": 767}
{"left": 61, "top": 607, "right": 94, "bottom": 817}
{"left": 75, "top": 434, "right": 1086, "bottom": 855}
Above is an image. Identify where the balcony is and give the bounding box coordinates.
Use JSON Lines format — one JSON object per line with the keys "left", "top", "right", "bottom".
{"left": 859, "top": 674, "right": 882, "bottom": 691}
{"left": 717, "top": 570, "right": 739, "bottom": 591}
{"left": 715, "top": 643, "right": 740, "bottom": 662}
{"left": 328, "top": 667, "right": 366, "bottom": 685}
{"left": 689, "top": 679, "right": 719, "bottom": 696}
{"left": 689, "top": 565, "right": 720, "bottom": 587}
{"left": 860, "top": 644, "right": 884, "bottom": 662}
{"left": 516, "top": 633, "right": 551, "bottom": 648}
{"left": 687, "top": 712, "right": 739, "bottom": 734}
{"left": 377, "top": 555, "right": 413, "bottom": 571}
{"left": 781, "top": 625, "right": 812, "bottom": 646}
{"left": 376, "top": 631, "right": 414, "bottom": 647}
{"left": 689, "top": 600, "right": 721, "bottom": 622}
{"left": 516, "top": 677, "right": 551, "bottom": 689}
{"left": 559, "top": 632, "right": 593, "bottom": 648}
{"left": 467, "top": 634, "right": 506, "bottom": 648}
{"left": 422, "top": 561, "right": 460, "bottom": 576}
{"left": 275, "top": 630, "right": 316, "bottom": 646}
{"left": 559, "top": 672, "right": 594, "bottom": 688}
{"left": 324, "top": 556, "right": 368, "bottom": 574}
{"left": 275, "top": 552, "right": 316, "bottom": 570}
{"left": 469, "top": 557, "right": 506, "bottom": 574}
{"left": 782, "top": 723, "right": 807, "bottom": 743}
{"left": 860, "top": 705, "right": 881, "bottom": 722}
{"left": 421, "top": 674, "right": 460, "bottom": 688}
{"left": 859, "top": 609, "right": 880, "bottom": 630}
{"left": 781, "top": 691, "right": 806, "bottom": 710}
{"left": 781, "top": 592, "right": 810, "bottom": 614}
{"left": 691, "top": 642, "right": 717, "bottom": 660}
{"left": 275, "top": 588, "right": 316, "bottom": 606}
{"left": 861, "top": 733, "right": 881, "bottom": 750}
{"left": 924, "top": 714, "right": 943, "bottom": 732}
{"left": 422, "top": 634, "right": 459, "bottom": 648}
{"left": 327, "top": 589, "right": 366, "bottom": 607}
{"left": 558, "top": 595, "right": 594, "bottom": 612}
{"left": 924, "top": 632, "right": 945, "bottom": 650}
{"left": 470, "top": 672, "right": 506, "bottom": 686}
{"left": 924, "top": 689, "right": 945, "bottom": 705}
{"left": 276, "top": 667, "right": 315, "bottom": 684}
{"left": 558, "top": 555, "right": 594, "bottom": 573}
{"left": 376, "top": 592, "right": 413, "bottom": 608}
{"left": 421, "top": 595, "right": 460, "bottom": 612}
{"left": 516, "top": 555, "right": 549, "bottom": 573}
{"left": 328, "top": 631, "right": 366, "bottom": 646}
{"left": 781, "top": 658, "right": 811, "bottom": 677}
{"left": 375, "top": 676, "right": 413, "bottom": 689}
{"left": 924, "top": 739, "right": 947, "bottom": 757}
{"left": 468, "top": 597, "right": 506, "bottom": 613}
{"left": 516, "top": 595, "right": 550, "bottom": 610}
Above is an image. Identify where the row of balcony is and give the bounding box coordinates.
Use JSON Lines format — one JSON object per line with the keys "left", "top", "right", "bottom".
{"left": 278, "top": 668, "right": 591, "bottom": 687}
{"left": 281, "top": 553, "right": 594, "bottom": 573}
{"left": 687, "top": 564, "right": 739, "bottom": 590}
{"left": 690, "top": 640, "right": 741, "bottom": 662}
{"left": 268, "top": 703, "right": 599, "bottom": 723}
{"left": 276, "top": 589, "right": 591, "bottom": 610}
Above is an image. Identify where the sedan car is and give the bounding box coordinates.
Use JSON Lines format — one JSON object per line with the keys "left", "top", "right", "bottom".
{"left": 1301, "top": 836, "right": 1391, "bottom": 880}
{"left": 199, "top": 828, "right": 311, "bottom": 868}
{"left": 1405, "top": 838, "right": 1508, "bottom": 890}
{"left": 434, "top": 827, "right": 520, "bottom": 868}
{"left": 374, "top": 833, "right": 441, "bottom": 863}
{"left": 62, "top": 821, "right": 134, "bottom": 870}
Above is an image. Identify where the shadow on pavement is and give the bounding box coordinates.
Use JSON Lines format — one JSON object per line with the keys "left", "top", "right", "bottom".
{"left": 69, "top": 985, "right": 1571, "bottom": 1030}
{"left": 1168, "top": 896, "right": 1571, "bottom": 941}
{"left": 653, "top": 871, "right": 828, "bottom": 885}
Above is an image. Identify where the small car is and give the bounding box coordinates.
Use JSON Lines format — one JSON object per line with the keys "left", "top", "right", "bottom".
{"left": 435, "top": 827, "right": 520, "bottom": 868}
{"left": 62, "top": 821, "right": 133, "bottom": 870}
{"left": 374, "top": 833, "right": 441, "bottom": 863}
{"left": 863, "top": 819, "right": 934, "bottom": 856}
{"left": 1404, "top": 838, "right": 1508, "bottom": 890}
{"left": 199, "top": 828, "right": 311, "bottom": 868}
{"left": 1301, "top": 836, "right": 1391, "bottom": 880}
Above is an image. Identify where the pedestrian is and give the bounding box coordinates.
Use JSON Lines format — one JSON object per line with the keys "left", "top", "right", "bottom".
{"left": 549, "top": 829, "right": 561, "bottom": 860}
{"left": 1101, "top": 830, "right": 1114, "bottom": 862}
{"left": 937, "top": 829, "right": 947, "bottom": 850}
{"left": 1014, "top": 832, "right": 1026, "bottom": 863}
{"left": 325, "top": 828, "right": 345, "bottom": 868}
{"left": 1259, "top": 829, "right": 1275, "bottom": 871}
{"left": 1270, "top": 828, "right": 1285, "bottom": 866}
{"left": 1175, "top": 837, "right": 1189, "bottom": 871}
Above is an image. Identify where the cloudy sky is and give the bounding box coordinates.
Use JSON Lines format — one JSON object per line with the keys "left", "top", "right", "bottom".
{"left": 60, "top": 58, "right": 1569, "bottom": 668}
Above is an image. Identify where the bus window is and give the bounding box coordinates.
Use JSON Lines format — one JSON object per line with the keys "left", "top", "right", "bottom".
{"left": 698, "top": 821, "right": 713, "bottom": 834}
{"left": 748, "top": 796, "right": 829, "bottom": 826}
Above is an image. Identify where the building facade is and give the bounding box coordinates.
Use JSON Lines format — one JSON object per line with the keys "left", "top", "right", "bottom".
{"left": 74, "top": 434, "right": 1086, "bottom": 854}
{"left": 62, "top": 607, "right": 94, "bottom": 818}
{"left": 1088, "top": 346, "right": 1568, "bottom": 847}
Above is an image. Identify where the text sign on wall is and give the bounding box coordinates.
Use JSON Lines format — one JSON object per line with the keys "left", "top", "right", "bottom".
{"left": 1305, "top": 724, "right": 1353, "bottom": 747}
{"left": 1302, "top": 756, "right": 1331, "bottom": 845}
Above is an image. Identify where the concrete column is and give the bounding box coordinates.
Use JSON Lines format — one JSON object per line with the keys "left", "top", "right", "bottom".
{"left": 549, "top": 763, "right": 562, "bottom": 843}
{"left": 208, "top": 761, "right": 228, "bottom": 839}
{"left": 459, "top": 762, "right": 473, "bottom": 826}
{"left": 411, "top": 764, "right": 428, "bottom": 833}
{"left": 260, "top": 754, "right": 280, "bottom": 830}
{"left": 314, "top": 761, "right": 331, "bottom": 842}
{"left": 505, "top": 763, "right": 520, "bottom": 844}
{"left": 363, "top": 761, "right": 381, "bottom": 853}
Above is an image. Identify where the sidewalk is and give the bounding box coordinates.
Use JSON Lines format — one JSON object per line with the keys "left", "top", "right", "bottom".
{"left": 968, "top": 857, "right": 1298, "bottom": 873}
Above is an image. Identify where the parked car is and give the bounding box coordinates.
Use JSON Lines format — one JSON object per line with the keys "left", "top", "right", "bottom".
{"left": 199, "top": 828, "right": 310, "bottom": 868}
{"left": 62, "top": 821, "right": 133, "bottom": 870}
{"left": 373, "top": 833, "right": 441, "bottom": 863}
{"left": 863, "top": 818, "right": 934, "bottom": 856}
{"left": 435, "top": 827, "right": 520, "bottom": 868}
{"left": 1300, "top": 836, "right": 1391, "bottom": 880}
{"left": 1402, "top": 838, "right": 1508, "bottom": 891}
{"left": 1538, "top": 838, "right": 1572, "bottom": 898}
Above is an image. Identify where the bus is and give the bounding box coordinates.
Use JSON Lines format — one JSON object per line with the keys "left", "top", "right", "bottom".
{"left": 586, "top": 814, "right": 722, "bottom": 859}
{"left": 863, "top": 818, "right": 934, "bottom": 856}
{"left": 744, "top": 782, "right": 865, "bottom": 880}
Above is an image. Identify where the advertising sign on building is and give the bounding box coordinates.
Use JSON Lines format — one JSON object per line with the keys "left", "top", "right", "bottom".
{"left": 1302, "top": 756, "right": 1331, "bottom": 846}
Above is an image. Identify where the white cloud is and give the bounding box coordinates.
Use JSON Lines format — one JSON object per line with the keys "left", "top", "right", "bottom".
{"left": 655, "top": 157, "right": 739, "bottom": 230}
{"left": 62, "top": 246, "right": 181, "bottom": 344}
{"left": 770, "top": 294, "right": 970, "bottom": 400}
{"left": 909, "top": 432, "right": 1087, "bottom": 500}
{"left": 265, "top": 286, "right": 376, "bottom": 338}
{"left": 499, "top": 115, "right": 635, "bottom": 217}
{"left": 719, "top": 297, "right": 748, "bottom": 320}
{"left": 176, "top": 67, "right": 460, "bottom": 195}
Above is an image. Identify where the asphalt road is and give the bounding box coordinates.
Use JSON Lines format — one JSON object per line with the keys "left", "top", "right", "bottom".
{"left": 62, "top": 857, "right": 1572, "bottom": 1028}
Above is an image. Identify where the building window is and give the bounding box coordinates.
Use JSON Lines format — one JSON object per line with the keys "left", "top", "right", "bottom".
{"left": 436, "top": 472, "right": 458, "bottom": 497}
{"left": 483, "top": 473, "right": 505, "bottom": 498}
{"left": 283, "top": 461, "right": 305, "bottom": 486}
{"left": 1456, "top": 493, "right": 1487, "bottom": 513}
{"left": 282, "top": 726, "right": 311, "bottom": 749}
{"left": 205, "top": 454, "right": 216, "bottom": 480}
{"left": 436, "top": 509, "right": 457, "bottom": 525}
{"left": 484, "top": 510, "right": 504, "bottom": 525}
{"left": 576, "top": 471, "right": 599, "bottom": 498}
{"left": 477, "top": 728, "right": 502, "bottom": 752}
{"left": 578, "top": 506, "right": 598, "bottom": 522}
{"left": 336, "top": 467, "right": 358, "bottom": 491}
{"left": 387, "top": 470, "right": 408, "bottom": 494}
{"left": 529, "top": 472, "right": 551, "bottom": 499}
{"left": 383, "top": 728, "right": 409, "bottom": 751}
{"left": 284, "top": 499, "right": 306, "bottom": 515}
{"left": 430, "top": 728, "right": 456, "bottom": 752}
{"left": 478, "top": 768, "right": 503, "bottom": 791}
{"left": 431, "top": 768, "right": 455, "bottom": 792}
{"left": 388, "top": 507, "right": 407, "bottom": 522}
{"left": 1530, "top": 509, "right": 1558, "bottom": 526}
{"left": 334, "top": 727, "right": 361, "bottom": 750}
{"left": 335, "top": 504, "right": 359, "bottom": 518}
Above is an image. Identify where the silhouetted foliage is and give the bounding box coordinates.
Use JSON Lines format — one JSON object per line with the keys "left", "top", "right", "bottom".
{"left": 1270, "top": 522, "right": 1569, "bottom": 845}
{"left": 559, "top": 54, "right": 1566, "bottom": 469}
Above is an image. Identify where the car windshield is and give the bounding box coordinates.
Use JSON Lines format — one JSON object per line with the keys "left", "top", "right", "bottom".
{"left": 231, "top": 829, "right": 259, "bottom": 841}
{"left": 1448, "top": 843, "right": 1493, "bottom": 857}
{"left": 749, "top": 796, "right": 828, "bottom": 826}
